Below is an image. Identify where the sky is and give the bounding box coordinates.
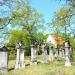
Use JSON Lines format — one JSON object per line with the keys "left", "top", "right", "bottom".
{"left": 30, "top": 0, "right": 66, "bottom": 34}
{"left": 31, "top": 0, "right": 66, "bottom": 23}
{"left": 0, "top": 0, "right": 66, "bottom": 23}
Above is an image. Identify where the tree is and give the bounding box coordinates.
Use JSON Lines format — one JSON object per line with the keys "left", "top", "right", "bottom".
{"left": 10, "top": 0, "right": 44, "bottom": 44}
{"left": 0, "top": 0, "right": 45, "bottom": 45}
{"left": 11, "top": 0, "right": 44, "bottom": 31}
{"left": 54, "top": 0, "right": 75, "bottom": 49}
{"left": 8, "top": 29, "right": 31, "bottom": 56}
{"left": 51, "top": 7, "right": 73, "bottom": 41}
{"left": 9, "top": 30, "right": 30, "bottom": 46}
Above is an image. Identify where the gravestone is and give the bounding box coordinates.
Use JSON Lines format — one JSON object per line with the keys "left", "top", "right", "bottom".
{"left": 64, "top": 42, "right": 71, "bottom": 67}
{"left": 49, "top": 46, "right": 54, "bottom": 61}
{"left": 58, "top": 47, "right": 63, "bottom": 60}
{"left": 15, "top": 42, "right": 25, "bottom": 69}
{"left": 31, "top": 45, "right": 37, "bottom": 65}
{"left": 69, "top": 47, "right": 73, "bottom": 62}
{"left": 62, "top": 48, "right": 65, "bottom": 58}
{"left": 0, "top": 46, "right": 8, "bottom": 72}
{"left": 41, "top": 44, "right": 47, "bottom": 63}
{"left": 54, "top": 45, "right": 58, "bottom": 60}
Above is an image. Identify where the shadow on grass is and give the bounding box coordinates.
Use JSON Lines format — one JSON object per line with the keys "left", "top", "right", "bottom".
{"left": 8, "top": 64, "right": 30, "bottom": 72}
{"left": 8, "top": 62, "right": 40, "bottom": 72}
{"left": 8, "top": 68, "right": 14, "bottom": 71}
{"left": 37, "top": 61, "right": 41, "bottom": 64}
{"left": 25, "top": 64, "right": 30, "bottom": 66}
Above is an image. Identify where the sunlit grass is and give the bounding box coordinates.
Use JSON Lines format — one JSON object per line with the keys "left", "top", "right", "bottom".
{"left": 0, "top": 56, "right": 75, "bottom": 75}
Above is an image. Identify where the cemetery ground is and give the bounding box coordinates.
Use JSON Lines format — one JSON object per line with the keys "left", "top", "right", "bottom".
{"left": 0, "top": 54, "right": 75, "bottom": 75}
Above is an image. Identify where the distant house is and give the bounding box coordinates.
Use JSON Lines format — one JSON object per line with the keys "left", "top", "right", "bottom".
{"left": 46, "top": 34, "right": 64, "bottom": 46}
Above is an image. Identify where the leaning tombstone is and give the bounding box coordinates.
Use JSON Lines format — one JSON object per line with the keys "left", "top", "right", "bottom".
{"left": 48, "top": 46, "right": 54, "bottom": 61}
{"left": 64, "top": 42, "right": 71, "bottom": 67}
{"left": 0, "top": 46, "right": 8, "bottom": 72}
{"left": 41, "top": 44, "right": 47, "bottom": 63}
{"left": 30, "top": 45, "right": 37, "bottom": 65}
{"left": 15, "top": 42, "right": 25, "bottom": 69}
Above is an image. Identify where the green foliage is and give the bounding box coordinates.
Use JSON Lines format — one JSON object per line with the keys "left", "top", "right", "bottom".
{"left": 0, "top": 17, "right": 8, "bottom": 25}
{"left": 55, "top": 7, "right": 72, "bottom": 18}
{"left": 52, "top": 7, "right": 73, "bottom": 27}
{"left": 9, "top": 30, "right": 30, "bottom": 46}
{"left": 33, "top": 33, "right": 48, "bottom": 45}
{"left": 51, "top": 6, "right": 75, "bottom": 42}
{"left": 11, "top": 0, "right": 44, "bottom": 34}
{"left": 8, "top": 29, "right": 31, "bottom": 55}
{"left": 69, "top": 36, "right": 75, "bottom": 48}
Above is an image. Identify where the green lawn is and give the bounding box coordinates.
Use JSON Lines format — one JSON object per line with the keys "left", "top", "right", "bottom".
{"left": 0, "top": 56, "right": 75, "bottom": 75}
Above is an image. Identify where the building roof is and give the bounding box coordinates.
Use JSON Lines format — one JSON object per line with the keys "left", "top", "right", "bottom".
{"left": 51, "top": 35, "right": 64, "bottom": 45}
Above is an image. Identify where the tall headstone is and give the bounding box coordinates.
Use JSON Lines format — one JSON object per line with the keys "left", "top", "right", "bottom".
{"left": 48, "top": 46, "right": 54, "bottom": 61}
{"left": 62, "top": 48, "right": 65, "bottom": 58}
{"left": 41, "top": 44, "right": 47, "bottom": 63}
{"left": 54, "top": 45, "right": 58, "bottom": 60}
{"left": 31, "top": 45, "right": 37, "bottom": 65}
{"left": 64, "top": 42, "right": 71, "bottom": 67}
{"left": 0, "top": 46, "right": 8, "bottom": 72}
{"left": 69, "top": 47, "right": 73, "bottom": 62}
{"left": 15, "top": 42, "right": 25, "bottom": 69}
{"left": 58, "top": 47, "right": 63, "bottom": 59}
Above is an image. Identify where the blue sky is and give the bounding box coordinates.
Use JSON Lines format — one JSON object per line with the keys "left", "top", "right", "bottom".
{"left": 0, "top": 0, "right": 66, "bottom": 22}
{"left": 31, "top": 0, "right": 66, "bottom": 23}
{"left": 30, "top": 0, "right": 66, "bottom": 33}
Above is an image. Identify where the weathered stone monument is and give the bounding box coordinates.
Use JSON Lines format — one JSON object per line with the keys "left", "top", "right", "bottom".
{"left": 58, "top": 47, "right": 63, "bottom": 60}
{"left": 15, "top": 42, "right": 25, "bottom": 69}
{"left": 62, "top": 48, "right": 65, "bottom": 58}
{"left": 64, "top": 42, "right": 71, "bottom": 67}
{"left": 48, "top": 46, "right": 54, "bottom": 61}
{"left": 54, "top": 45, "right": 58, "bottom": 60}
{"left": 31, "top": 45, "right": 37, "bottom": 65}
{"left": 41, "top": 44, "right": 47, "bottom": 63}
{"left": 0, "top": 46, "right": 8, "bottom": 72}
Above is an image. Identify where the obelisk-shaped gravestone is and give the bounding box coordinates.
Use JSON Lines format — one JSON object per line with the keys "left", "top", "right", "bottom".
{"left": 64, "top": 42, "right": 71, "bottom": 67}
{"left": 31, "top": 45, "right": 37, "bottom": 65}
{"left": 41, "top": 44, "right": 47, "bottom": 63}
{"left": 49, "top": 46, "right": 54, "bottom": 61}
{"left": 15, "top": 42, "right": 25, "bottom": 69}
{"left": 0, "top": 46, "right": 8, "bottom": 72}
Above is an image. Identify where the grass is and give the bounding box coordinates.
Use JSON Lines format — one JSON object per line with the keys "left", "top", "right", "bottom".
{"left": 0, "top": 56, "right": 75, "bottom": 75}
